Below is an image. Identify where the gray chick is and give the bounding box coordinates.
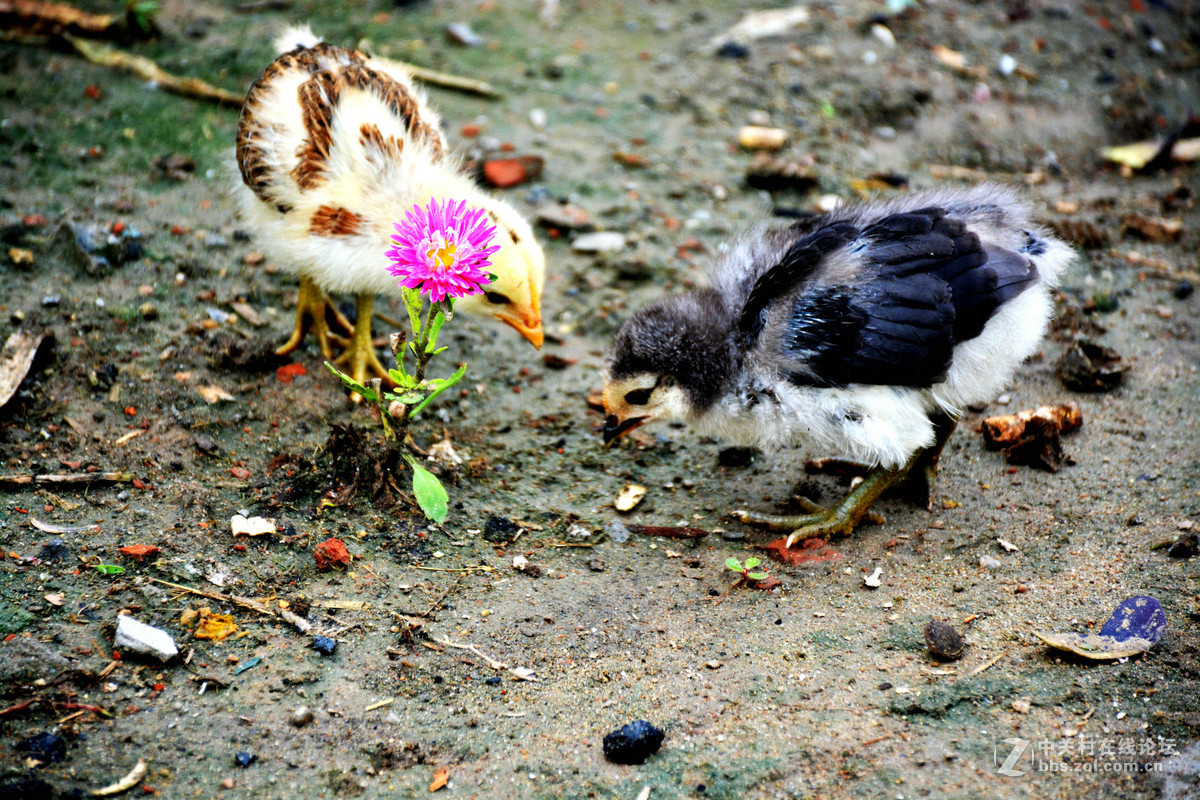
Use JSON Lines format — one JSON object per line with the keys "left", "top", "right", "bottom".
{"left": 602, "top": 185, "right": 1074, "bottom": 546}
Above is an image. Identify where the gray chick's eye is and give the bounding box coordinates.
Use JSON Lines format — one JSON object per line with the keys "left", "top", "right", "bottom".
{"left": 624, "top": 388, "right": 652, "bottom": 406}
{"left": 484, "top": 291, "right": 511, "bottom": 305}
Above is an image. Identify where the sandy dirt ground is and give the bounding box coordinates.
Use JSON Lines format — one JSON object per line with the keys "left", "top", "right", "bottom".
{"left": 1, "top": 1, "right": 1199, "bottom": 798}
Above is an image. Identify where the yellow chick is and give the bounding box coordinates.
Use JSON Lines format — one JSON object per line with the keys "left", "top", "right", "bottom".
{"left": 235, "top": 26, "right": 545, "bottom": 385}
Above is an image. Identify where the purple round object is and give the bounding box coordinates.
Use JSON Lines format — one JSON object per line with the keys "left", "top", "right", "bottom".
{"left": 1099, "top": 596, "right": 1166, "bottom": 644}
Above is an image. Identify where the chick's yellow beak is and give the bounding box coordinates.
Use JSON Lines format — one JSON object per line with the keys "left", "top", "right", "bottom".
{"left": 496, "top": 309, "right": 543, "bottom": 349}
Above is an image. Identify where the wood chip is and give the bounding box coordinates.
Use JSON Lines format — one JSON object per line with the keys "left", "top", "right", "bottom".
{"left": 0, "top": 329, "right": 46, "bottom": 410}
{"left": 196, "top": 385, "right": 235, "bottom": 404}
{"left": 229, "top": 302, "right": 266, "bottom": 327}
{"left": 429, "top": 766, "right": 449, "bottom": 792}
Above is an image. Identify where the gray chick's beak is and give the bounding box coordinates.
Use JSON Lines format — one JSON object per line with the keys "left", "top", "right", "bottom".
{"left": 603, "top": 414, "right": 647, "bottom": 447}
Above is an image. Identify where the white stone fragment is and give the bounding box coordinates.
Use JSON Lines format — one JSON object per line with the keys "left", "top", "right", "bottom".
{"left": 571, "top": 232, "right": 626, "bottom": 253}
{"left": 231, "top": 514, "right": 276, "bottom": 537}
{"left": 114, "top": 615, "right": 178, "bottom": 662}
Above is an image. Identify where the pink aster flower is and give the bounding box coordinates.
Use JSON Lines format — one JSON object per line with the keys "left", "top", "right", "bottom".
{"left": 385, "top": 198, "right": 499, "bottom": 303}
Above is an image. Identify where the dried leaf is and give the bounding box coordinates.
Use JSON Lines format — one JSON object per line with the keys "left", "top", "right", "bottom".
{"left": 194, "top": 612, "right": 238, "bottom": 641}
{"left": 429, "top": 766, "right": 450, "bottom": 792}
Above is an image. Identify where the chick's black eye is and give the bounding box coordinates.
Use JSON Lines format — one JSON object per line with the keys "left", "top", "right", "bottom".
{"left": 624, "top": 388, "right": 652, "bottom": 406}
{"left": 484, "top": 291, "right": 511, "bottom": 305}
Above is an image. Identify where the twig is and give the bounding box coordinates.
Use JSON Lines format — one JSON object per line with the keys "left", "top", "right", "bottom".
{"left": 969, "top": 651, "right": 1007, "bottom": 676}
{"left": 860, "top": 734, "right": 893, "bottom": 747}
{"left": 419, "top": 575, "right": 460, "bottom": 618}
{"left": 147, "top": 578, "right": 273, "bottom": 616}
{"left": 0, "top": 471, "right": 132, "bottom": 489}
{"left": 364, "top": 697, "right": 394, "bottom": 712}
{"left": 549, "top": 541, "right": 595, "bottom": 548}
{"left": 412, "top": 564, "right": 495, "bottom": 574}
{"left": 0, "top": 699, "right": 35, "bottom": 717}
{"left": 64, "top": 34, "right": 243, "bottom": 107}
{"left": 0, "top": 0, "right": 121, "bottom": 38}
{"left": 433, "top": 636, "right": 507, "bottom": 670}
{"left": 400, "top": 61, "right": 500, "bottom": 99}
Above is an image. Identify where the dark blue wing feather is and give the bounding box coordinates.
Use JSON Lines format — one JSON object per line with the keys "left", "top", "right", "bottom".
{"left": 759, "top": 207, "right": 1038, "bottom": 389}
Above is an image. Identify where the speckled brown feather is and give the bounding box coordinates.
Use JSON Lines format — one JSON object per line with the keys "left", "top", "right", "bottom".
{"left": 308, "top": 205, "right": 364, "bottom": 237}
{"left": 340, "top": 65, "right": 444, "bottom": 162}
{"left": 358, "top": 122, "right": 404, "bottom": 165}
{"left": 290, "top": 70, "right": 340, "bottom": 191}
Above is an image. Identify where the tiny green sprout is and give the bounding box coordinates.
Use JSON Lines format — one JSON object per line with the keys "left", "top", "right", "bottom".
{"left": 93, "top": 564, "right": 126, "bottom": 575}
{"left": 725, "top": 556, "right": 769, "bottom": 582}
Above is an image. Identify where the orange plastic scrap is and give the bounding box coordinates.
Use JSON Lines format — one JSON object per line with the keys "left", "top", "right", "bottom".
{"left": 118, "top": 544, "right": 160, "bottom": 563}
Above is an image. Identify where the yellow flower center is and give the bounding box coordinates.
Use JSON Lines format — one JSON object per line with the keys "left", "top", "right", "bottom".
{"left": 426, "top": 233, "right": 457, "bottom": 271}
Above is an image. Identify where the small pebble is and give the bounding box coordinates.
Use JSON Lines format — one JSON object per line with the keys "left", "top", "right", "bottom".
{"left": 979, "top": 555, "right": 1002, "bottom": 569}
{"left": 602, "top": 720, "right": 664, "bottom": 765}
{"left": 291, "top": 706, "right": 314, "bottom": 727}
{"left": 311, "top": 636, "right": 337, "bottom": 656}
{"left": 716, "top": 42, "right": 749, "bottom": 59}
{"left": 924, "top": 620, "right": 965, "bottom": 660}
{"left": 234, "top": 752, "right": 256, "bottom": 768}
{"left": 998, "top": 54, "right": 1017, "bottom": 76}
{"left": 871, "top": 23, "right": 896, "bottom": 48}
{"left": 1174, "top": 281, "right": 1194, "bottom": 300}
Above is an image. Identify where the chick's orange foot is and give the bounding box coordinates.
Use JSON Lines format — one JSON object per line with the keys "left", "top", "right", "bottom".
{"left": 737, "top": 413, "right": 957, "bottom": 548}
{"left": 277, "top": 275, "right": 353, "bottom": 359}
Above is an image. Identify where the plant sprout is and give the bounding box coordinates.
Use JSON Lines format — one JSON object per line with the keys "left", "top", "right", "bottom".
{"left": 326, "top": 199, "right": 499, "bottom": 524}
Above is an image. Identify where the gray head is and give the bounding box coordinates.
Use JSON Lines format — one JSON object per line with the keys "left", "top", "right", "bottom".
{"left": 603, "top": 289, "right": 735, "bottom": 444}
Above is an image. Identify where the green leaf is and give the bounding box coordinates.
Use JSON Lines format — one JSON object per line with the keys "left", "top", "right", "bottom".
{"left": 385, "top": 390, "right": 426, "bottom": 404}
{"left": 93, "top": 564, "right": 125, "bottom": 575}
{"left": 431, "top": 346, "right": 449, "bottom": 355}
{"left": 402, "top": 287, "right": 423, "bottom": 331}
{"left": 404, "top": 455, "right": 448, "bottom": 523}
{"left": 388, "top": 369, "right": 417, "bottom": 389}
{"left": 744, "top": 557, "right": 761, "bottom": 570}
{"left": 325, "top": 362, "right": 377, "bottom": 402}
{"left": 409, "top": 363, "right": 467, "bottom": 419}
{"left": 747, "top": 572, "right": 769, "bottom": 581}
{"left": 425, "top": 308, "right": 447, "bottom": 352}
{"left": 724, "top": 557, "right": 744, "bottom": 572}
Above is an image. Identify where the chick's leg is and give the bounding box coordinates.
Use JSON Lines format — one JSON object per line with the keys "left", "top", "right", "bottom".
{"left": 331, "top": 293, "right": 393, "bottom": 390}
{"left": 277, "top": 276, "right": 353, "bottom": 358}
{"left": 736, "top": 412, "right": 959, "bottom": 547}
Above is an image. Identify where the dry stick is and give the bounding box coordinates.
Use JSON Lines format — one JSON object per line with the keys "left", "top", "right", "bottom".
{"left": 64, "top": 34, "right": 244, "bottom": 107}
{"left": 0, "top": 471, "right": 132, "bottom": 489}
{"left": 397, "top": 62, "right": 500, "bottom": 99}
{"left": 147, "top": 578, "right": 273, "bottom": 616}
{"left": 0, "top": 0, "right": 120, "bottom": 38}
